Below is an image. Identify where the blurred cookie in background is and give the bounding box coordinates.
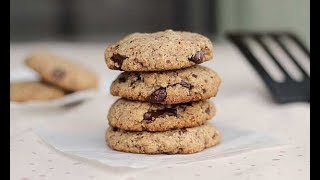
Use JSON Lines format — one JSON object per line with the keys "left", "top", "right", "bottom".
{"left": 10, "top": 81, "right": 66, "bottom": 102}
{"left": 25, "top": 52, "right": 98, "bottom": 91}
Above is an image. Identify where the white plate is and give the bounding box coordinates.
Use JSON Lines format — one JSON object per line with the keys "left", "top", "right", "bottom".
{"left": 10, "top": 68, "right": 98, "bottom": 110}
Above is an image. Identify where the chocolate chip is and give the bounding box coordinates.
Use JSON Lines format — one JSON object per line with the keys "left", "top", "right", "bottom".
{"left": 118, "top": 76, "right": 127, "bottom": 83}
{"left": 52, "top": 69, "right": 66, "bottom": 81}
{"left": 112, "top": 127, "right": 118, "bottom": 131}
{"left": 202, "top": 89, "right": 207, "bottom": 93}
{"left": 143, "top": 108, "right": 177, "bottom": 123}
{"left": 143, "top": 112, "right": 152, "bottom": 121}
{"left": 180, "top": 80, "right": 193, "bottom": 89}
{"left": 166, "top": 60, "right": 171, "bottom": 63}
{"left": 111, "top": 54, "right": 128, "bottom": 70}
{"left": 205, "top": 107, "right": 210, "bottom": 114}
{"left": 147, "top": 88, "right": 167, "bottom": 103}
{"left": 136, "top": 75, "right": 142, "bottom": 81}
{"left": 192, "top": 74, "right": 198, "bottom": 78}
{"left": 188, "top": 51, "right": 204, "bottom": 64}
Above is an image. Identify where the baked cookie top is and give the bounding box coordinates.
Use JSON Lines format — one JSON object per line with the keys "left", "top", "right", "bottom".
{"left": 10, "top": 81, "right": 65, "bottom": 102}
{"left": 105, "top": 29, "right": 213, "bottom": 71}
{"left": 110, "top": 65, "right": 221, "bottom": 104}
{"left": 108, "top": 99, "right": 215, "bottom": 131}
{"left": 25, "top": 52, "right": 98, "bottom": 91}
{"left": 106, "top": 123, "right": 220, "bottom": 154}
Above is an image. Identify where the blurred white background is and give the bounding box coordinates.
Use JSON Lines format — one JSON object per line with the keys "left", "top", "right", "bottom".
{"left": 10, "top": 0, "right": 310, "bottom": 46}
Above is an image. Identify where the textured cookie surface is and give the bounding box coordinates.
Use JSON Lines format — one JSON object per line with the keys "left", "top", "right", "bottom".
{"left": 108, "top": 99, "right": 215, "bottom": 131}
{"left": 105, "top": 29, "right": 213, "bottom": 71}
{"left": 10, "top": 81, "right": 65, "bottom": 102}
{"left": 106, "top": 123, "right": 220, "bottom": 154}
{"left": 110, "top": 65, "right": 221, "bottom": 104}
{"left": 25, "top": 52, "right": 98, "bottom": 91}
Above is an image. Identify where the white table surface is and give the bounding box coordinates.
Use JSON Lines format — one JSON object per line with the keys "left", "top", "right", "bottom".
{"left": 10, "top": 41, "right": 310, "bottom": 180}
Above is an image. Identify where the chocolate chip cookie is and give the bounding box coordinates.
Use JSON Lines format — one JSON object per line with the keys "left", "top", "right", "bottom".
{"left": 105, "top": 29, "right": 213, "bottom": 71}
{"left": 106, "top": 123, "right": 220, "bottom": 154}
{"left": 25, "top": 52, "right": 98, "bottom": 91}
{"left": 110, "top": 65, "right": 221, "bottom": 104}
{"left": 10, "top": 81, "right": 65, "bottom": 102}
{"left": 108, "top": 99, "right": 215, "bottom": 131}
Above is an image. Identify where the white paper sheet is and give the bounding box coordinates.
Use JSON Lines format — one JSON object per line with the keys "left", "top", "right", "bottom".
{"left": 35, "top": 112, "right": 282, "bottom": 169}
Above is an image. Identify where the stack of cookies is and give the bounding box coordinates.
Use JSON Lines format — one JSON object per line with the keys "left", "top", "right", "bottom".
{"left": 104, "top": 30, "right": 221, "bottom": 154}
